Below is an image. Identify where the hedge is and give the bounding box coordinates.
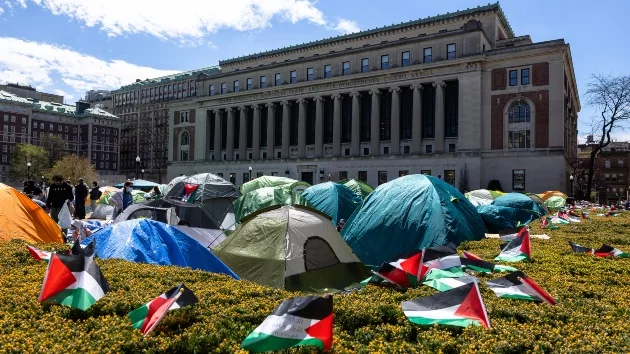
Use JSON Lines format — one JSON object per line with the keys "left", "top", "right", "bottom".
{"left": 1, "top": 215, "right": 630, "bottom": 353}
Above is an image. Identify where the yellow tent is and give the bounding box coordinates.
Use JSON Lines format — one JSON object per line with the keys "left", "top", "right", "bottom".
{"left": 0, "top": 184, "right": 63, "bottom": 244}
{"left": 538, "top": 191, "right": 569, "bottom": 202}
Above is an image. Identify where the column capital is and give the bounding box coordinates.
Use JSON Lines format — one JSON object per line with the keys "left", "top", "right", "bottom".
{"left": 349, "top": 91, "right": 361, "bottom": 97}
{"left": 432, "top": 81, "right": 446, "bottom": 88}
{"left": 313, "top": 96, "right": 324, "bottom": 102}
{"left": 265, "top": 102, "right": 275, "bottom": 108}
{"left": 238, "top": 105, "right": 248, "bottom": 111}
{"left": 389, "top": 86, "right": 401, "bottom": 93}
{"left": 253, "top": 104, "right": 261, "bottom": 111}
{"left": 211, "top": 108, "right": 222, "bottom": 114}
{"left": 410, "top": 83, "right": 424, "bottom": 90}
{"left": 369, "top": 89, "right": 381, "bottom": 96}
{"left": 226, "top": 107, "right": 235, "bottom": 113}
{"left": 331, "top": 93, "right": 342, "bottom": 100}
{"left": 296, "top": 98, "right": 306, "bottom": 104}
{"left": 281, "top": 100, "right": 291, "bottom": 106}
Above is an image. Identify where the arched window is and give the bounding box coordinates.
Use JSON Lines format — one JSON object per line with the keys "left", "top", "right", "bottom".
{"left": 507, "top": 101, "right": 532, "bottom": 149}
{"left": 508, "top": 102, "right": 530, "bottom": 123}
{"left": 180, "top": 131, "right": 189, "bottom": 161}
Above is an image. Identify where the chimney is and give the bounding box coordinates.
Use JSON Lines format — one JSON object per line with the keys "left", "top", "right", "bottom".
{"left": 75, "top": 100, "right": 90, "bottom": 114}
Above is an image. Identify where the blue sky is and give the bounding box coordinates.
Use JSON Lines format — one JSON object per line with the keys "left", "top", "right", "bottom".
{"left": 0, "top": 0, "right": 628, "bottom": 140}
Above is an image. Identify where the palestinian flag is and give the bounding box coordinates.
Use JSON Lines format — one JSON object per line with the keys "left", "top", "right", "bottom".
{"left": 129, "top": 283, "right": 198, "bottom": 335}
{"left": 460, "top": 252, "right": 518, "bottom": 273}
{"left": 27, "top": 246, "right": 51, "bottom": 262}
{"left": 401, "top": 282, "right": 490, "bottom": 329}
{"left": 419, "top": 246, "right": 461, "bottom": 281}
{"left": 71, "top": 239, "right": 95, "bottom": 257}
{"left": 38, "top": 253, "right": 109, "bottom": 310}
{"left": 486, "top": 271, "right": 556, "bottom": 305}
{"left": 568, "top": 241, "right": 594, "bottom": 254}
{"left": 182, "top": 183, "right": 199, "bottom": 203}
{"left": 495, "top": 228, "right": 531, "bottom": 262}
{"left": 241, "top": 295, "right": 333, "bottom": 352}
{"left": 423, "top": 275, "right": 478, "bottom": 292}
{"left": 498, "top": 227, "right": 524, "bottom": 241}
{"left": 373, "top": 250, "right": 423, "bottom": 287}
{"left": 593, "top": 245, "right": 630, "bottom": 258}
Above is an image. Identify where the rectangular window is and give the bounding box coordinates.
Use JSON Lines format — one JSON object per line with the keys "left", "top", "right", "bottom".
{"left": 58, "top": 126, "right": 62, "bottom": 132}
{"left": 33, "top": 122, "right": 37, "bottom": 128}
{"left": 513, "top": 169, "right": 526, "bottom": 191}
{"left": 444, "top": 170, "right": 456, "bottom": 185}
{"left": 73, "top": 127, "right": 77, "bottom": 133}
{"left": 220, "top": 82, "right": 227, "bottom": 94}
{"left": 233, "top": 80, "right": 239, "bottom": 92}
{"left": 324, "top": 65, "right": 332, "bottom": 78}
{"left": 425, "top": 145, "right": 433, "bottom": 153}
{"left": 604, "top": 160, "right": 611, "bottom": 168}
{"left": 521, "top": 68, "right": 530, "bottom": 85}
{"left": 361, "top": 58, "right": 369, "bottom": 73}
{"left": 381, "top": 55, "right": 389, "bottom": 69}
{"left": 338, "top": 171, "right": 348, "bottom": 180}
{"left": 447, "top": 43, "right": 456, "bottom": 59}
{"left": 509, "top": 70, "right": 518, "bottom": 86}
{"left": 22, "top": 117, "right": 26, "bottom": 124}
{"left": 64, "top": 126, "right": 68, "bottom": 132}
{"left": 342, "top": 61, "right": 350, "bottom": 75}
{"left": 508, "top": 130, "right": 531, "bottom": 149}
{"left": 358, "top": 171, "right": 367, "bottom": 183}
{"left": 290, "top": 71, "right": 297, "bottom": 83}
{"left": 402, "top": 51, "right": 410, "bottom": 67}
{"left": 209, "top": 84, "right": 215, "bottom": 96}
{"left": 10, "top": 116, "right": 15, "bottom": 123}
{"left": 421, "top": 170, "right": 431, "bottom": 175}
{"left": 2, "top": 115, "right": 6, "bottom": 122}
{"left": 260, "top": 76, "right": 267, "bottom": 88}
{"left": 275, "top": 73, "right": 281, "bottom": 86}
{"left": 307, "top": 67, "right": 314, "bottom": 81}
{"left": 180, "top": 111, "right": 189, "bottom": 123}
{"left": 49, "top": 124, "right": 54, "bottom": 130}
{"left": 247, "top": 78, "right": 253, "bottom": 90}
{"left": 448, "top": 143, "right": 456, "bottom": 152}
{"left": 229, "top": 173, "right": 236, "bottom": 185}
{"left": 1, "top": 156, "right": 6, "bottom": 163}
{"left": 1, "top": 146, "right": 6, "bottom": 153}
{"left": 378, "top": 171, "right": 388, "bottom": 185}
{"left": 399, "top": 170, "right": 409, "bottom": 177}
{"left": 40, "top": 123, "right": 44, "bottom": 129}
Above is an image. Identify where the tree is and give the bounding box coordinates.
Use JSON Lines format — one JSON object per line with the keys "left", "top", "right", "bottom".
{"left": 39, "top": 133, "right": 68, "bottom": 168}
{"left": 487, "top": 179, "right": 503, "bottom": 192}
{"left": 458, "top": 164, "right": 470, "bottom": 193}
{"left": 47, "top": 155, "right": 99, "bottom": 185}
{"left": 8, "top": 144, "right": 49, "bottom": 182}
{"left": 140, "top": 106, "right": 169, "bottom": 184}
{"left": 584, "top": 74, "right": 630, "bottom": 199}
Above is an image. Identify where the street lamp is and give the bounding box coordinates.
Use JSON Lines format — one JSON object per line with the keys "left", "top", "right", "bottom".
{"left": 248, "top": 166, "right": 252, "bottom": 181}
{"left": 135, "top": 156, "right": 140, "bottom": 180}
{"left": 570, "top": 174, "right": 574, "bottom": 198}
{"left": 141, "top": 169, "right": 145, "bottom": 180}
{"left": 328, "top": 173, "right": 332, "bottom": 182}
{"left": 26, "top": 162, "right": 31, "bottom": 180}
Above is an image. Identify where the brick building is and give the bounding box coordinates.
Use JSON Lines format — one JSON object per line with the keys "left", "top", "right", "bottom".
{"left": 578, "top": 142, "right": 630, "bottom": 203}
{"left": 0, "top": 90, "right": 121, "bottom": 184}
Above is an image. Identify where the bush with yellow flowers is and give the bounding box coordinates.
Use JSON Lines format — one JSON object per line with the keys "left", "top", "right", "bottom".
{"left": 1, "top": 215, "right": 630, "bottom": 353}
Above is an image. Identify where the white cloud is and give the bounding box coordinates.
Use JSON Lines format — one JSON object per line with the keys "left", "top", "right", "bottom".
{"left": 0, "top": 37, "right": 178, "bottom": 98}
{"left": 12, "top": 0, "right": 359, "bottom": 40}
{"left": 0, "top": 7, "right": 4, "bottom": 15}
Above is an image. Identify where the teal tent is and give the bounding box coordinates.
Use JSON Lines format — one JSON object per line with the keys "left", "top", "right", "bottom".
{"left": 341, "top": 175, "right": 485, "bottom": 266}
{"left": 477, "top": 193, "right": 547, "bottom": 233}
{"left": 301, "top": 182, "right": 362, "bottom": 226}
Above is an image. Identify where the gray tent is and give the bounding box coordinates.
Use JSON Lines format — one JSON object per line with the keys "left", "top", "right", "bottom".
{"left": 90, "top": 204, "right": 114, "bottom": 220}
{"left": 165, "top": 173, "right": 239, "bottom": 202}
{"left": 113, "top": 204, "right": 179, "bottom": 225}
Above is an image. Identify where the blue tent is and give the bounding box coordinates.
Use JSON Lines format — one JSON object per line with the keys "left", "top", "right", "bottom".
{"left": 82, "top": 219, "right": 238, "bottom": 278}
{"left": 477, "top": 193, "right": 547, "bottom": 233}
{"left": 341, "top": 175, "right": 485, "bottom": 266}
{"left": 114, "top": 179, "right": 158, "bottom": 189}
{"left": 301, "top": 182, "right": 362, "bottom": 226}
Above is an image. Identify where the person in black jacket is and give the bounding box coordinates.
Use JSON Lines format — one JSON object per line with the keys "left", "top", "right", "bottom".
{"left": 89, "top": 181, "right": 102, "bottom": 212}
{"left": 74, "top": 178, "right": 89, "bottom": 219}
{"left": 46, "top": 174, "right": 74, "bottom": 225}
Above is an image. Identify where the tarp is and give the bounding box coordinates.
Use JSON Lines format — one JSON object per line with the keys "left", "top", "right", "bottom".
{"left": 340, "top": 179, "right": 374, "bottom": 200}
{"left": 83, "top": 219, "right": 238, "bottom": 277}
{"left": 302, "top": 182, "right": 362, "bottom": 226}
{"left": 114, "top": 179, "right": 158, "bottom": 189}
{"left": 233, "top": 187, "right": 310, "bottom": 223}
{"left": 0, "top": 183, "right": 63, "bottom": 244}
{"left": 341, "top": 175, "right": 485, "bottom": 266}
{"left": 544, "top": 195, "right": 566, "bottom": 211}
{"left": 214, "top": 205, "right": 369, "bottom": 292}
{"left": 165, "top": 173, "right": 239, "bottom": 203}
{"left": 477, "top": 193, "right": 547, "bottom": 233}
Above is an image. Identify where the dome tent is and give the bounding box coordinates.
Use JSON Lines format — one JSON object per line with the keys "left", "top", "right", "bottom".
{"left": 477, "top": 193, "right": 547, "bottom": 233}
{"left": 213, "top": 205, "right": 369, "bottom": 292}
{"left": 83, "top": 219, "right": 238, "bottom": 278}
{"left": 240, "top": 176, "right": 310, "bottom": 197}
{"left": 164, "top": 175, "right": 187, "bottom": 196}
{"left": 233, "top": 186, "right": 310, "bottom": 223}
{"left": 526, "top": 193, "right": 550, "bottom": 215}
{"left": 302, "top": 182, "right": 362, "bottom": 226}
{"left": 544, "top": 195, "right": 566, "bottom": 211}
{"left": 339, "top": 179, "right": 375, "bottom": 200}
{"left": 341, "top": 175, "right": 485, "bottom": 267}
{"left": 465, "top": 189, "right": 503, "bottom": 207}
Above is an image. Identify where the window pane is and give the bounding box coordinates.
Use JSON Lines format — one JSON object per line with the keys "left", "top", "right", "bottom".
{"left": 233, "top": 80, "right": 239, "bottom": 92}
{"left": 447, "top": 44, "right": 456, "bottom": 59}
{"left": 260, "top": 76, "right": 266, "bottom": 88}
{"left": 402, "top": 51, "right": 410, "bottom": 67}
{"left": 521, "top": 68, "right": 530, "bottom": 85}
{"left": 342, "top": 62, "right": 350, "bottom": 75}
{"left": 381, "top": 55, "right": 389, "bottom": 69}
{"left": 307, "top": 68, "right": 313, "bottom": 81}
{"left": 247, "top": 78, "right": 252, "bottom": 89}
{"left": 424, "top": 47, "right": 432, "bottom": 63}
{"left": 361, "top": 58, "right": 369, "bottom": 72}
{"left": 290, "top": 71, "right": 297, "bottom": 83}
{"left": 509, "top": 70, "right": 517, "bottom": 86}
{"left": 324, "top": 65, "right": 331, "bottom": 78}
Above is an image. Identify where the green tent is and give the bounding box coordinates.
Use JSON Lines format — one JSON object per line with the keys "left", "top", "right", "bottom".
{"left": 213, "top": 205, "right": 370, "bottom": 292}
{"left": 131, "top": 190, "right": 147, "bottom": 204}
{"left": 233, "top": 187, "right": 311, "bottom": 223}
{"left": 340, "top": 179, "right": 374, "bottom": 199}
{"left": 544, "top": 195, "right": 566, "bottom": 211}
{"left": 302, "top": 182, "right": 362, "bottom": 226}
{"left": 241, "top": 176, "right": 309, "bottom": 196}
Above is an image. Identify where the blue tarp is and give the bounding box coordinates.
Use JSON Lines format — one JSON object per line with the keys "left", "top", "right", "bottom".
{"left": 477, "top": 193, "right": 547, "bottom": 233}
{"left": 82, "top": 219, "right": 239, "bottom": 278}
{"left": 341, "top": 175, "right": 485, "bottom": 266}
{"left": 114, "top": 179, "right": 158, "bottom": 188}
{"left": 301, "top": 182, "right": 362, "bottom": 226}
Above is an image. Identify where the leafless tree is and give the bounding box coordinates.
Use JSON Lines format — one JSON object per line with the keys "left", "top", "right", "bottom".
{"left": 458, "top": 163, "right": 470, "bottom": 193}
{"left": 584, "top": 74, "right": 630, "bottom": 199}
{"left": 139, "top": 106, "right": 169, "bottom": 183}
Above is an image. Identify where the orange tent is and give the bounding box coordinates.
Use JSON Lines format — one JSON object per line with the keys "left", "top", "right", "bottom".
{"left": 0, "top": 184, "right": 63, "bottom": 244}
{"left": 538, "top": 191, "right": 569, "bottom": 202}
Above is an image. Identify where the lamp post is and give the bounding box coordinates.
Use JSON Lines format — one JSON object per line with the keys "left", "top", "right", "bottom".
{"left": 328, "top": 173, "right": 332, "bottom": 182}
{"left": 26, "top": 162, "right": 31, "bottom": 180}
{"left": 570, "top": 174, "right": 574, "bottom": 198}
{"left": 135, "top": 156, "right": 140, "bottom": 180}
{"left": 141, "top": 169, "right": 145, "bottom": 180}
{"left": 248, "top": 166, "right": 252, "bottom": 181}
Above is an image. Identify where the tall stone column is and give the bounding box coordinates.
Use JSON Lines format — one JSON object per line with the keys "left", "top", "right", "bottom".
{"left": 281, "top": 101, "right": 290, "bottom": 158}
{"left": 369, "top": 89, "right": 381, "bottom": 155}
{"left": 213, "top": 109, "right": 222, "bottom": 160}
{"left": 314, "top": 96, "right": 323, "bottom": 157}
{"left": 195, "top": 108, "right": 207, "bottom": 160}
{"left": 434, "top": 81, "right": 445, "bottom": 152}
{"left": 252, "top": 105, "right": 261, "bottom": 160}
{"left": 297, "top": 98, "right": 306, "bottom": 158}
{"left": 332, "top": 94, "right": 341, "bottom": 156}
{"left": 390, "top": 87, "right": 401, "bottom": 154}
{"left": 350, "top": 92, "right": 361, "bottom": 156}
{"left": 226, "top": 108, "right": 235, "bottom": 161}
{"left": 411, "top": 84, "right": 423, "bottom": 154}
{"left": 238, "top": 106, "right": 247, "bottom": 160}
{"left": 266, "top": 103, "right": 275, "bottom": 159}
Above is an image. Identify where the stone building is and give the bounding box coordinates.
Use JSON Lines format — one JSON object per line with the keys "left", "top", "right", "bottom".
{"left": 163, "top": 3, "right": 579, "bottom": 191}
{"left": 578, "top": 142, "right": 630, "bottom": 203}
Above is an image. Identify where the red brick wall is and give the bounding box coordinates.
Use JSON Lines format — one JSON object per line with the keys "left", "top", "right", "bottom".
{"left": 491, "top": 90, "right": 549, "bottom": 150}
{"left": 491, "top": 68, "right": 507, "bottom": 91}
{"left": 189, "top": 109, "right": 195, "bottom": 124}
{"left": 173, "top": 127, "right": 181, "bottom": 162}
{"left": 533, "top": 62, "right": 549, "bottom": 86}
{"left": 174, "top": 111, "right": 180, "bottom": 125}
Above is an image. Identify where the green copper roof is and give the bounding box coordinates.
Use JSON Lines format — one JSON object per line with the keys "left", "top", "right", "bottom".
{"left": 117, "top": 65, "right": 222, "bottom": 91}
{"left": 220, "top": 2, "right": 513, "bottom": 65}
{"left": 0, "top": 90, "right": 118, "bottom": 119}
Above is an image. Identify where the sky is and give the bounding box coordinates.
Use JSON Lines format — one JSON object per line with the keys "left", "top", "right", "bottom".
{"left": 0, "top": 0, "right": 628, "bottom": 141}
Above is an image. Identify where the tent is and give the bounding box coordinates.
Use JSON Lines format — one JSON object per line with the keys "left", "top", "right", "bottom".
{"left": 545, "top": 195, "right": 566, "bottom": 211}
{"left": 240, "top": 176, "right": 310, "bottom": 196}
{"left": 165, "top": 173, "right": 239, "bottom": 202}
{"left": 89, "top": 204, "right": 115, "bottom": 220}
{"left": 538, "top": 191, "right": 568, "bottom": 202}
{"left": 340, "top": 179, "right": 374, "bottom": 200}
{"left": 164, "top": 175, "right": 187, "bottom": 196}
{"left": 131, "top": 190, "right": 147, "bottom": 204}
{"left": 477, "top": 193, "right": 547, "bottom": 233}
{"left": 113, "top": 204, "right": 179, "bottom": 225}
{"left": 465, "top": 189, "right": 503, "bottom": 207}
{"left": 97, "top": 186, "right": 119, "bottom": 205}
{"left": 233, "top": 186, "right": 310, "bottom": 223}
{"left": 527, "top": 193, "right": 550, "bottom": 214}
{"left": 0, "top": 184, "right": 63, "bottom": 244}
{"left": 213, "top": 205, "right": 369, "bottom": 292}
{"left": 341, "top": 175, "right": 485, "bottom": 267}
{"left": 114, "top": 179, "right": 158, "bottom": 189}
{"left": 83, "top": 219, "right": 239, "bottom": 277}
{"left": 301, "top": 182, "right": 362, "bottom": 226}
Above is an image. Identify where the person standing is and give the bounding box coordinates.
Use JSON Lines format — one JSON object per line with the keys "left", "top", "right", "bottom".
{"left": 109, "top": 181, "right": 134, "bottom": 218}
{"left": 74, "top": 178, "right": 89, "bottom": 219}
{"left": 89, "top": 181, "right": 102, "bottom": 212}
{"left": 46, "top": 175, "right": 73, "bottom": 228}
